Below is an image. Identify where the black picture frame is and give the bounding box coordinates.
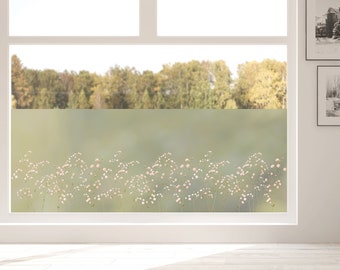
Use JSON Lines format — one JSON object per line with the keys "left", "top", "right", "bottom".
{"left": 306, "top": 0, "right": 340, "bottom": 60}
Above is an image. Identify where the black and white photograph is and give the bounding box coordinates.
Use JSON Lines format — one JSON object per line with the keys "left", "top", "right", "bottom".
{"left": 318, "top": 66, "right": 340, "bottom": 125}
{"left": 306, "top": 0, "right": 340, "bottom": 60}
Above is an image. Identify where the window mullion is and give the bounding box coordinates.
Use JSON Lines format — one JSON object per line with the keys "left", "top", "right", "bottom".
{"left": 7, "top": 36, "right": 288, "bottom": 45}
{"left": 0, "top": 0, "right": 10, "bottom": 220}
{"left": 139, "top": 0, "right": 157, "bottom": 40}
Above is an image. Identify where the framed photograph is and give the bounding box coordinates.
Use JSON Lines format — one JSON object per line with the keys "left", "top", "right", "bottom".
{"left": 318, "top": 66, "right": 340, "bottom": 125}
{"left": 306, "top": 0, "right": 340, "bottom": 60}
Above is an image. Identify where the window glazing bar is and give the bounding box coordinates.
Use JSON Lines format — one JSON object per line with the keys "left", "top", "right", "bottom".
{"left": 8, "top": 36, "right": 288, "bottom": 45}
{"left": 140, "top": 0, "right": 157, "bottom": 38}
{"left": 0, "top": 0, "right": 10, "bottom": 220}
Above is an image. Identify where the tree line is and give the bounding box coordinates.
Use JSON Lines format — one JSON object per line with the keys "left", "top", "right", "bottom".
{"left": 11, "top": 55, "right": 286, "bottom": 109}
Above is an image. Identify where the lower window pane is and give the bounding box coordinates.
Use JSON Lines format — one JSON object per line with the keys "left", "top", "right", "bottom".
{"left": 11, "top": 45, "right": 287, "bottom": 212}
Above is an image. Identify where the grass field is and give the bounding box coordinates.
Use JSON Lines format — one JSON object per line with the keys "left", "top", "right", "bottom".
{"left": 11, "top": 109, "right": 287, "bottom": 212}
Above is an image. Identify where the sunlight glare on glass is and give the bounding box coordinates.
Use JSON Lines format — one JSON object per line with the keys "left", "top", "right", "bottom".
{"left": 10, "top": 0, "right": 139, "bottom": 36}
{"left": 158, "top": 0, "right": 287, "bottom": 36}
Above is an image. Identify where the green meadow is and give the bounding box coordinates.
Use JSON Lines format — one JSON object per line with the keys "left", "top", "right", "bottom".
{"left": 12, "top": 109, "right": 287, "bottom": 212}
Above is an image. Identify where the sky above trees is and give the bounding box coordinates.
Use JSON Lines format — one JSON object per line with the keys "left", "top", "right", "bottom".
{"left": 10, "top": 45, "right": 287, "bottom": 80}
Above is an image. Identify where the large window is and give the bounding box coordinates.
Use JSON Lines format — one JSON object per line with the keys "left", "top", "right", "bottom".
{"left": 0, "top": 0, "right": 297, "bottom": 224}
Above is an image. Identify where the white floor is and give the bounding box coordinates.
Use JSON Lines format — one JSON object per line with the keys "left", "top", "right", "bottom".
{"left": 0, "top": 244, "right": 339, "bottom": 270}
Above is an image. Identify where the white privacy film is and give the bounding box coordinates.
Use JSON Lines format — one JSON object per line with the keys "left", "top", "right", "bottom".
{"left": 158, "top": 0, "right": 287, "bottom": 36}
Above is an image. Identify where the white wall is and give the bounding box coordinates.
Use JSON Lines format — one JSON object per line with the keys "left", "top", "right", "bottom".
{"left": 295, "top": 0, "right": 340, "bottom": 242}
{"left": 1, "top": 0, "right": 340, "bottom": 243}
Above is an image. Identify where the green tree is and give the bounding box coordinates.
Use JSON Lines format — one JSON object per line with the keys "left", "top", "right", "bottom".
{"left": 154, "top": 89, "right": 166, "bottom": 109}
{"left": 89, "top": 74, "right": 111, "bottom": 109}
{"left": 59, "top": 71, "right": 75, "bottom": 109}
{"left": 25, "top": 69, "right": 40, "bottom": 102}
{"left": 160, "top": 63, "right": 181, "bottom": 108}
{"left": 70, "top": 71, "right": 95, "bottom": 108}
{"left": 90, "top": 86, "right": 109, "bottom": 109}
{"left": 99, "top": 66, "right": 139, "bottom": 109}
{"left": 78, "top": 89, "right": 91, "bottom": 109}
{"left": 207, "top": 60, "right": 234, "bottom": 109}
{"left": 234, "top": 61, "right": 260, "bottom": 109}
{"left": 34, "top": 88, "right": 56, "bottom": 109}
{"left": 188, "top": 60, "right": 211, "bottom": 108}
{"left": 247, "top": 69, "right": 281, "bottom": 109}
{"left": 11, "top": 95, "right": 17, "bottom": 108}
{"left": 133, "top": 70, "right": 161, "bottom": 109}
{"left": 234, "top": 60, "right": 286, "bottom": 109}
{"left": 160, "top": 61, "right": 211, "bottom": 109}
{"left": 35, "top": 69, "right": 64, "bottom": 108}
{"left": 11, "top": 55, "right": 33, "bottom": 108}
{"left": 225, "top": 99, "right": 238, "bottom": 109}
{"left": 12, "top": 56, "right": 285, "bottom": 110}
{"left": 141, "top": 89, "right": 153, "bottom": 109}
{"left": 67, "top": 91, "right": 78, "bottom": 109}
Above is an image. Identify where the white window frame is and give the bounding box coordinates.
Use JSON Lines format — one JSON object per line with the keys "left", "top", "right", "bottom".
{"left": 0, "top": 0, "right": 297, "bottom": 236}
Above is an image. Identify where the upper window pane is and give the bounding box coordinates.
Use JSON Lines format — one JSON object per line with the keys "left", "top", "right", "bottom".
{"left": 10, "top": 0, "right": 139, "bottom": 36}
{"left": 158, "top": 0, "right": 287, "bottom": 36}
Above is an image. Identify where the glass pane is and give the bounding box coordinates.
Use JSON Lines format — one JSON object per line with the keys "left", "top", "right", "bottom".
{"left": 10, "top": 0, "right": 139, "bottom": 36}
{"left": 11, "top": 45, "right": 287, "bottom": 212}
{"left": 10, "top": 45, "right": 286, "bottom": 109}
{"left": 158, "top": 0, "right": 287, "bottom": 36}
